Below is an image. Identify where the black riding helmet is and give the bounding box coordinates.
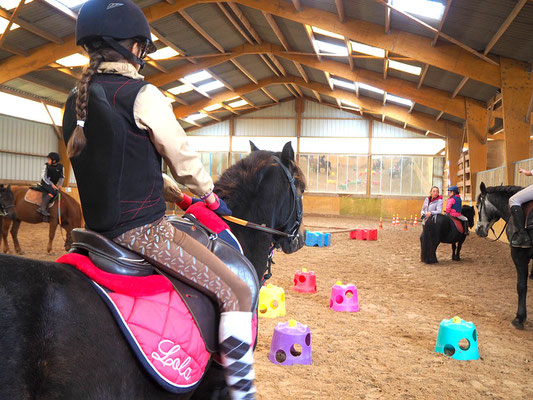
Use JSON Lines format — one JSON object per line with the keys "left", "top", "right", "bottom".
{"left": 76, "top": 0, "right": 156, "bottom": 68}
{"left": 47, "top": 152, "right": 60, "bottom": 163}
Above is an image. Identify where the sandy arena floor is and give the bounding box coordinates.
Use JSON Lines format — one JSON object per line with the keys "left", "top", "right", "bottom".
{"left": 2, "top": 215, "right": 533, "bottom": 400}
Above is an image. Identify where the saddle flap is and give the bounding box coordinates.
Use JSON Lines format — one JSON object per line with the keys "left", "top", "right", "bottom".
{"left": 450, "top": 216, "right": 464, "bottom": 234}
{"left": 71, "top": 228, "right": 154, "bottom": 277}
{"left": 24, "top": 188, "right": 55, "bottom": 208}
{"left": 523, "top": 201, "right": 533, "bottom": 229}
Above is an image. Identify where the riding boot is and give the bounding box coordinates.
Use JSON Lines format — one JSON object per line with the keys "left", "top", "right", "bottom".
{"left": 463, "top": 221, "right": 469, "bottom": 235}
{"left": 219, "top": 311, "right": 256, "bottom": 400}
{"left": 510, "top": 205, "right": 531, "bottom": 248}
{"left": 37, "top": 193, "right": 51, "bottom": 216}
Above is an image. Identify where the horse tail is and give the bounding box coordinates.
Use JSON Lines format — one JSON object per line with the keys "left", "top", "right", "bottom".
{"left": 420, "top": 217, "right": 438, "bottom": 264}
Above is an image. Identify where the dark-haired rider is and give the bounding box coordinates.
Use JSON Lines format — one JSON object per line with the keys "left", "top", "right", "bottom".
{"left": 37, "top": 152, "right": 64, "bottom": 217}
{"left": 508, "top": 168, "right": 533, "bottom": 248}
{"left": 62, "top": 1, "right": 255, "bottom": 398}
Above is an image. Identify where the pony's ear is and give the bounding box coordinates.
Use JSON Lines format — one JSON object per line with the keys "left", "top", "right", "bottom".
{"left": 480, "top": 182, "right": 486, "bottom": 194}
{"left": 0, "top": 184, "right": 3, "bottom": 188}
{"left": 281, "top": 141, "right": 295, "bottom": 165}
{"left": 249, "top": 141, "right": 260, "bottom": 152}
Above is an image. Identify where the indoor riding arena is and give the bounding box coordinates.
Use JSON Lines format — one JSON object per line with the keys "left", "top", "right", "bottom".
{"left": 1, "top": 1, "right": 533, "bottom": 400}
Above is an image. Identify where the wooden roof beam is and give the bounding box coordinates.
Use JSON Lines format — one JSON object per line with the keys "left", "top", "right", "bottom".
{"left": 384, "top": 1, "right": 390, "bottom": 34}
{"left": 375, "top": 0, "right": 497, "bottom": 66}
{"left": 1, "top": 0, "right": 502, "bottom": 87}
{"left": 231, "top": 58, "right": 258, "bottom": 84}
{"left": 173, "top": 75, "right": 462, "bottom": 137}
{"left": 179, "top": 9, "right": 225, "bottom": 53}
{"left": 259, "top": 54, "right": 280, "bottom": 76}
{"left": 150, "top": 25, "right": 196, "bottom": 64}
{"left": 431, "top": 0, "right": 453, "bottom": 47}
{"left": 303, "top": 24, "right": 321, "bottom": 62}
{"left": 0, "top": 8, "right": 63, "bottom": 44}
{"left": 226, "top": 2, "right": 263, "bottom": 44}
{"left": 291, "top": 0, "right": 302, "bottom": 12}
{"left": 284, "top": 83, "right": 298, "bottom": 97}
{"left": 261, "top": 87, "right": 278, "bottom": 102}
{"left": 226, "top": 0, "right": 500, "bottom": 86}
{"left": 312, "top": 90, "right": 322, "bottom": 103}
{"left": 0, "top": 0, "right": 26, "bottom": 49}
{"left": 217, "top": 2, "right": 253, "bottom": 44}
{"left": 273, "top": 49, "right": 466, "bottom": 119}
{"left": 452, "top": 76, "right": 469, "bottom": 99}
{"left": 335, "top": 0, "right": 345, "bottom": 23}
{"left": 266, "top": 53, "right": 286, "bottom": 76}
{"left": 417, "top": 64, "right": 429, "bottom": 88}
{"left": 483, "top": 0, "right": 528, "bottom": 55}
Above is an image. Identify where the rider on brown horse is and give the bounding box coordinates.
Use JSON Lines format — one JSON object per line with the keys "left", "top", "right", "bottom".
{"left": 37, "top": 152, "right": 64, "bottom": 217}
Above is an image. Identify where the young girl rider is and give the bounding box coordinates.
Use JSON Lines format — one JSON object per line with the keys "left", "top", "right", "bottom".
{"left": 37, "top": 152, "right": 64, "bottom": 216}
{"left": 445, "top": 186, "right": 468, "bottom": 234}
{"left": 420, "top": 186, "right": 442, "bottom": 224}
{"left": 62, "top": 1, "right": 255, "bottom": 398}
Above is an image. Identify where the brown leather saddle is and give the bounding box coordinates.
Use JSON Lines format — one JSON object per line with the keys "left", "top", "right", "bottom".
{"left": 450, "top": 216, "right": 464, "bottom": 234}
{"left": 69, "top": 214, "right": 260, "bottom": 353}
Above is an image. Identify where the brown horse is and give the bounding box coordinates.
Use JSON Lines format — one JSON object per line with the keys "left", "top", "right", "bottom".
{"left": 1, "top": 186, "right": 82, "bottom": 254}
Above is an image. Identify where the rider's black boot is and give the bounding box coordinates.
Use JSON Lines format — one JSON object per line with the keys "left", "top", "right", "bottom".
{"left": 510, "top": 205, "right": 531, "bottom": 248}
{"left": 38, "top": 193, "right": 51, "bottom": 217}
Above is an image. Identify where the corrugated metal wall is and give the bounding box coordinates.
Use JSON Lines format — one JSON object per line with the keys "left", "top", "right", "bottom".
{"left": 245, "top": 101, "right": 295, "bottom": 117}
{"left": 372, "top": 121, "right": 422, "bottom": 138}
{"left": 235, "top": 118, "right": 296, "bottom": 137}
{"left": 304, "top": 101, "right": 358, "bottom": 118}
{"left": 0, "top": 114, "right": 58, "bottom": 181}
{"left": 188, "top": 120, "right": 229, "bottom": 136}
{"left": 301, "top": 119, "right": 369, "bottom": 137}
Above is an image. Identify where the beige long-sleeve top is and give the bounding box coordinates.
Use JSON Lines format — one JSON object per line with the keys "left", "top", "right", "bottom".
{"left": 96, "top": 62, "right": 214, "bottom": 198}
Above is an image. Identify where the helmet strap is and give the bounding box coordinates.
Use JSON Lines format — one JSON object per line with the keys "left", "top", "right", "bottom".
{"left": 101, "top": 36, "right": 145, "bottom": 70}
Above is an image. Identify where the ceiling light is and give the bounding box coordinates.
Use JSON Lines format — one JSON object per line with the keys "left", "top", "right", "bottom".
{"left": 311, "top": 26, "right": 344, "bottom": 40}
{"left": 350, "top": 41, "right": 385, "bottom": 58}
{"left": 388, "top": 60, "right": 422, "bottom": 75}
{"left": 204, "top": 103, "right": 223, "bottom": 112}
{"left": 228, "top": 99, "right": 248, "bottom": 108}
{"left": 386, "top": 93, "right": 413, "bottom": 107}
{"left": 57, "top": 0, "right": 88, "bottom": 7}
{"left": 150, "top": 33, "right": 159, "bottom": 42}
{"left": 391, "top": 0, "right": 445, "bottom": 21}
{"left": 150, "top": 46, "right": 179, "bottom": 60}
{"left": 226, "top": 96, "right": 240, "bottom": 101}
{"left": 358, "top": 82, "right": 385, "bottom": 95}
{"left": 341, "top": 100, "right": 360, "bottom": 110}
{"left": 55, "top": 53, "right": 89, "bottom": 67}
{"left": 316, "top": 40, "right": 348, "bottom": 56}
{"left": 331, "top": 78, "right": 356, "bottom": 91}
{"left": 0, "top": 16, "right": 19, "bottom": 32}
{"left": 167, "top": 85, "right": 193, "bottom": 95}
{"left": 184, "top": 70, "right": 212, "bottom": 84}
{"left": 198, "top": 80, "right": 225, "bottom": 92}
{"left": 186, "top": 113, "right": 208, "bottom": 121}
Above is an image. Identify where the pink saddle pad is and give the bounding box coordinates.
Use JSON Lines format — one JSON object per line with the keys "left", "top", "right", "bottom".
{"left": 57, "top": 253, "right": 211, "bottom": 394}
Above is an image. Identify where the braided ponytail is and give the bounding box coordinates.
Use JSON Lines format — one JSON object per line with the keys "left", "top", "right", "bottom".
{"left": 66, "top": 53, "right": 103, "bottom": 158}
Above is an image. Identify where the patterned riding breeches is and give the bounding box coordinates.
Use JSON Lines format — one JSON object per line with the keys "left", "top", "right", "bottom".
{"left": 113, "top": 217, "right": 251, "bottom": 312}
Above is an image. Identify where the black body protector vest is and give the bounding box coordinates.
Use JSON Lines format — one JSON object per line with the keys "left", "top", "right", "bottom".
{"left": 45, "top": 163, "right": 64, "bottom": 184}
{"left": 63, "top": 74, "right": 166, "bottom": 239}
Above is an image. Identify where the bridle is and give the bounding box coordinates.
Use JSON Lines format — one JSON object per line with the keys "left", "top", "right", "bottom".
{"left": 222, "top": 156, "right": 303, "bottom": 284}
{"left": 478, "top": 193, "right": 508, "bottom": 242}
{"left": 0, "top": 194, "right": 15, "bottom": 217}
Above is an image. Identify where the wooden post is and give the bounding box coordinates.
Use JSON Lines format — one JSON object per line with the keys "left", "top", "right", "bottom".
{"left": 366, "top": 119, "right": 373, "bottom": 197}
{"left": 446, "top": 133, "right": 462, "bottom": 189}
{"left": 228, "top": 116, "right": 235, "bottom": 163}
{"left": 501, "top": 57, "right": 533, "bottom": 184}
{"left": 57, "top": 130, "right": 71, "bottom": 187}
{"left": 465, "top": 98, "right": 488, "bottom": 199}
{"left": 295, "top": 97, "right": 304, "bottom": 159}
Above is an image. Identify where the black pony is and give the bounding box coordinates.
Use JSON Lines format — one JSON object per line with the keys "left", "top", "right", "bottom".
{"left": 0, "top": 142, "right": 305, "bottom": 399}
{"left": 476, "top": 182, "right": 533, "bottom": 330}
{"left": 420, "top": 206, "right": 475, "bottom": 264}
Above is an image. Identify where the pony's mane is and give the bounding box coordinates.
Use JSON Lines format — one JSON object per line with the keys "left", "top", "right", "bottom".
{"left": 214, "top": 150, "right": 305, "bottom": 208}
{"left": 484, "top": 185, "right": 523, "bottom": 195}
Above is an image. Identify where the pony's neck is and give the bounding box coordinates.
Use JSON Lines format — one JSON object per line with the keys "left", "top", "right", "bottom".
{"left": 490, "top": 193, "right": 512, "bottom": 221}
